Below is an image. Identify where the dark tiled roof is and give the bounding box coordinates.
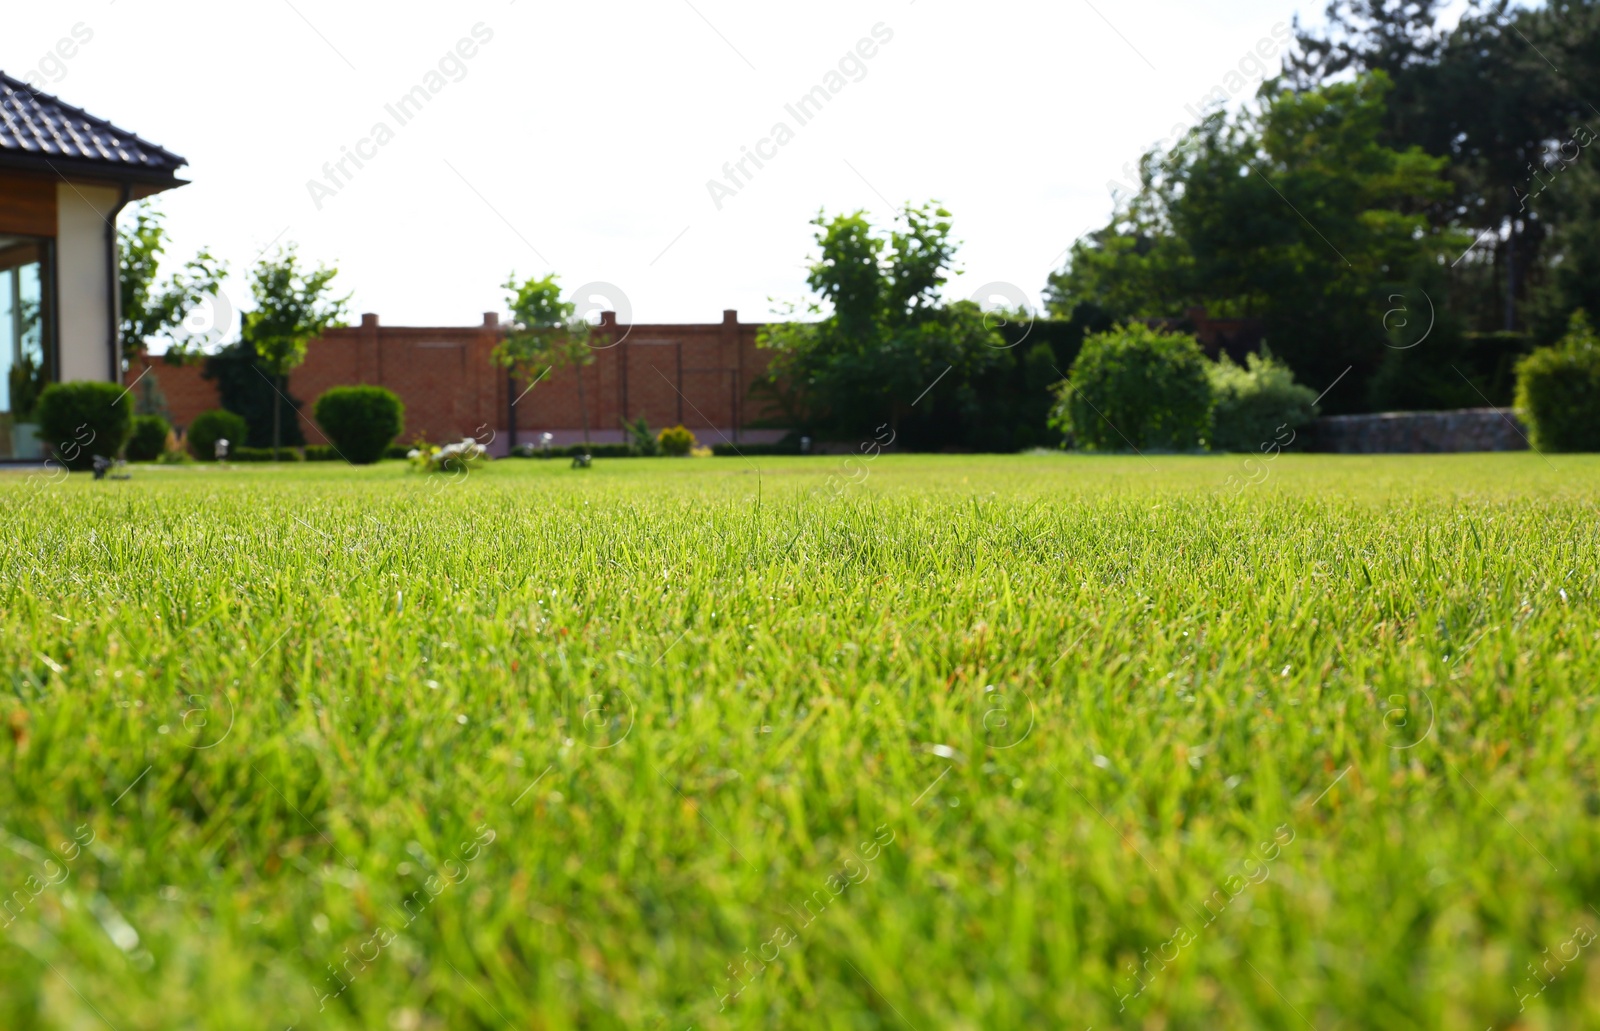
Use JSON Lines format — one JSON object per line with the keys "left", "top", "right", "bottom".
{"left": 0, "top": 71, "right": 186, "bottom": 177}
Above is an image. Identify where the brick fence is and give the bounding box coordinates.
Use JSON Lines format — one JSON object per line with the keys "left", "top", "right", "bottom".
{"left": 126, "top": 310, "right": 788, "bottom": 454}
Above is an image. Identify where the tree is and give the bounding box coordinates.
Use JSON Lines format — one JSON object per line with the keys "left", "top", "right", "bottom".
{"left": 1285, "top": 0, "right": 1597, "bottom": 333}
{"left": 1046, "top": 74, "right": 1462, "bottom": 410}
{"left": 759, "top": 203, "right": 1009, "bottom": 444}
{"left": 493, "top": 274, "right": 598, "bottom": 448}
{"left": 241, "top": 245, "right": 349, "bottom": 459}
{"left": 118, "top": 202, "right": 227, "bottom": 364}
{"left": 1529, "top": 162, "right": 1600, "bottom": 343}
{"left": 1283, "top": 0, "right": 1451, "bottom": 129}
{"left": 201, "top": 341, "right": 308, "bottom": 449}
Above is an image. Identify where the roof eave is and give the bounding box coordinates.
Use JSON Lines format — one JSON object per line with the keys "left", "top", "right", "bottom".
{"left": 0, "top": 152, "right": 189, "bottom": 192}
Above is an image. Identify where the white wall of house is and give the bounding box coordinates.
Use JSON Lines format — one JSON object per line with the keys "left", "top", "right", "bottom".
{"left": 55, "top": 182, "right": 120, "bottom": 383}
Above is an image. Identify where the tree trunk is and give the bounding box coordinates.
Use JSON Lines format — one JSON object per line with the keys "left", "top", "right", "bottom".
{"left": 576, "top": 365, "right": 591, "bottom": 449}
{"left": 507, "top": 370, "right": 518, "bottom": 450}
{"left": 272, "top": 372, "right": 283, "bottom": 461}
{"left": 1504, "top": 217, "right": 1518, "bottom": 332}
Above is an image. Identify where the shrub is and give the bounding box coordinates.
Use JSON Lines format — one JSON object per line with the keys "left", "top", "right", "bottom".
{"left": 624, "top": 417, "right": 659, "bottom": 456}
{"left": 312, "top": 386, "right": 406, "bottom": 465}
{"left": 1049, "top": 324, "right": 1212, "bottom": 451}
{"left": 231, "top": 447, "right": 304, "bottom": 462}
{"left": 1207, "top": 348, "right": 1320, "bottom": 452}
{"left": 35, "top": 381, "right": 133, "bottom": 471}
{"left": 510, "top": 443, "right": 634, "bottom": 459}
{"left": 187, "top": 409, "right": 248, "bottom": 460}
{"left": 658, "top": 424, "right": 696, "bottom": 456}
{"left": 126, "top": 414, "right": 172, "bottom": 462}
{"left": 1367, "top": 327, "right": 1529, "bottom": 411}
{"left": 1516, "top": 310, "right": 1600, "bottom": 452}
{"left": 573, "top": 443, "right": 629, "bottom": 459}
{"left": 711, "top": 443, "right": 803, "bottom": 457}
{"left": 305, "top": 445, "right": 406, "bottom": 462}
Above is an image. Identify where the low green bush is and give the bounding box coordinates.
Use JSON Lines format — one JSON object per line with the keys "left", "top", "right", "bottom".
{"left": 312, "top": 386, "right": 406, "bottom": 465}
{"left": 658, "top": 425, "right": 696, "bottom": 457}
{"left": 305, "top": 444, "right": 406, "bottom": 462}
{"left": 126, "top": 414, "right": 173, "bottom": 462}
{"left": 35, "top": 381, "right": 133, "bottom": 470}
{"left": 303, "top": 444, "right": 408, "bottom": 461}
{"left": 187, "top": 409, "right": 248, "bottom": 460}
{"left": 230, "top": 447, "right": 304, "bottom": 462}
{"left": 509, "top": 443, "right": 633, "bottom": 459}
{"left": 711, "top": 443, "right": 803, "bottom": 456}
{"left": 1516, "top": 311, "right": 1600, "bottom": 452}
{"left": 1049, "top": 324, "right": 1212, "bottom": 451}
{"left": 1208, "top": 348, "right": 1320, "bottom": 452}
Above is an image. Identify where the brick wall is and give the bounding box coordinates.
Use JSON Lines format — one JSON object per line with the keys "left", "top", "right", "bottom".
{"left": 126, "top": 309, "right": 787, "bottom": 454}
{"left": 124, "top": 356, "right": 216, "bottom": 432}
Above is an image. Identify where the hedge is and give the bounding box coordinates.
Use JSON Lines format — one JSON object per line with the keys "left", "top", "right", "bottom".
{"left": 504, "top": 442, "right": 805, "bottom": 458}
{"left": 302, "top": 444, "right": 411, "bottom": 461}
{"left": 230, "top": 446, "right": 305, "bottom": 462}
{"left": 35, "top": 381, "right": 133, "bottom": 470}
{"left": 711, "top": 443, "right": 803, "bottom": 456}
{"left": 508, "top": 443, "right": 633, "bottom": 459}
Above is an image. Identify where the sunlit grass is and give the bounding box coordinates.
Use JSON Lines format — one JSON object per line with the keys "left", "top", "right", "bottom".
{"left": 1, "top": 452, "right": 1597, "bottom": 1030}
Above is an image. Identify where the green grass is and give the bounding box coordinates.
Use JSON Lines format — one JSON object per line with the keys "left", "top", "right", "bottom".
{"left": 2, "top": 453, "right": 1598, "bottom": 1030}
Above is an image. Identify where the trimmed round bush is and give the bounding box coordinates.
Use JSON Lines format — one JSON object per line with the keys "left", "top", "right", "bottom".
{"left": 313, "top": 386, "right": 405, "bottom": 465}
{"left": 35, "top": 381, "right": 133, "bottom": 471}
{"left": 1207, "top": 348, "right": 1319, "bottom": 453}
{"left": 1050, "top": 324, "right": 1213, "bottom": 451}
{"left": 187, "top": 409, "right": 248, "bottom": 461}
{"left": 126, "top": 414, "right": 172, "bottom": 462}
{"left": 657, "top": 424, "right": 696, "bottom": 456}
{"left": 1516, "top": 311, "right": 1600, "bottom": 452}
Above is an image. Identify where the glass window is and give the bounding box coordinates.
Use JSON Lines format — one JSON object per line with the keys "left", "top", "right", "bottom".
{"left": 0, "top": 234, "right": 55, "bottom": 458}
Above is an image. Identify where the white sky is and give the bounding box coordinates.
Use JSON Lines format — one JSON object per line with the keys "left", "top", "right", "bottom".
{"left": 6, "top": 0, "right": 1472, "bottom": 334}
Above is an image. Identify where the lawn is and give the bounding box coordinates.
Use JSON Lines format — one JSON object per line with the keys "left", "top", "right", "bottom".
{"left": 1, "top": 452, "right": 1597, "bottom": 1030}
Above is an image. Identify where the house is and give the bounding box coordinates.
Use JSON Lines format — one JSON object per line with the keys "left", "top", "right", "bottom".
{"left": 0, "top": 72, "right": 188, "bottom": 457}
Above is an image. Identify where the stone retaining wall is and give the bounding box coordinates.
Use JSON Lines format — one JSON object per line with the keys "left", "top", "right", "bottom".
{"left": 1310, "top": 408, "right": 1528, "bottom": 453}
